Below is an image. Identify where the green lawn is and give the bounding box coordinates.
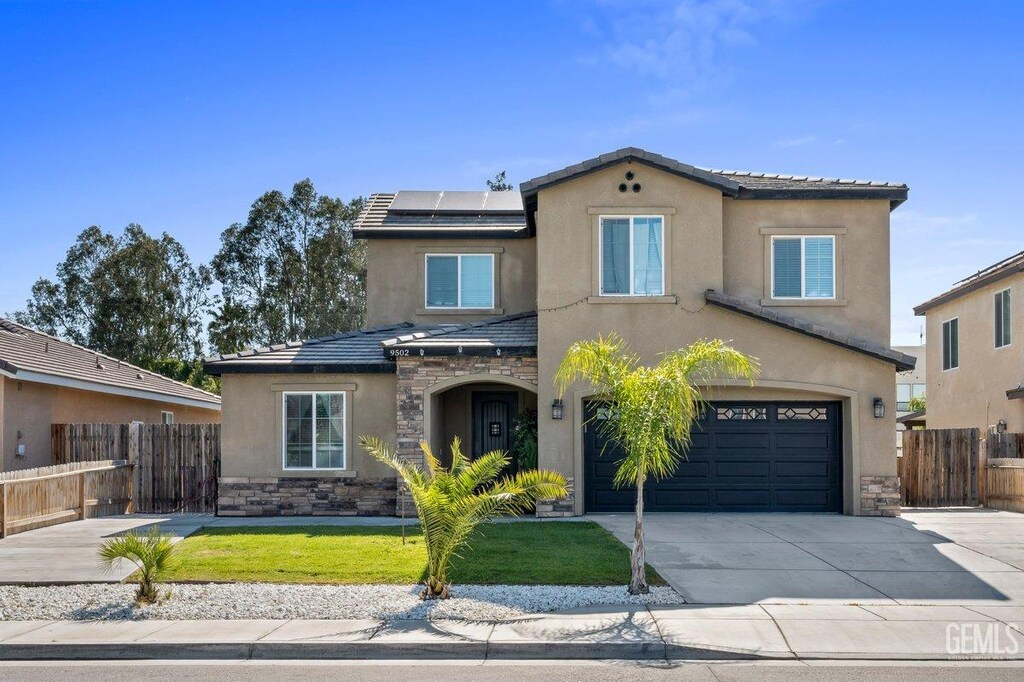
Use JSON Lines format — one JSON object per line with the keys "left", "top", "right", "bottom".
{"left": 160, "top": 521, "right": 665, "bottom": 586}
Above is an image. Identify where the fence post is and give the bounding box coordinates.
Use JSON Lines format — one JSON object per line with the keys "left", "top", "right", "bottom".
{"left": 1, "top": 483, "right": 6, "bottom": 538}
{"left": 79, "top": 471, "right": 87, "bottom": 520}
{"left": 128, "top": 422, "right": 140, "bottom": 514}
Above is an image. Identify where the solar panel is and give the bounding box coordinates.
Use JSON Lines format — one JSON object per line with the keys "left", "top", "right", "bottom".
{"left": 435, "top": 191, "right": 487, "bottom": 212}
{"left": 388, "top": 191, "right": 442, "bottom": 212}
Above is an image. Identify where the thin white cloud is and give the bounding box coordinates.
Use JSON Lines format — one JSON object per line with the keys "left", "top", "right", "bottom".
{"left": 773, "top": 135, "right": 818, "bottom": 149}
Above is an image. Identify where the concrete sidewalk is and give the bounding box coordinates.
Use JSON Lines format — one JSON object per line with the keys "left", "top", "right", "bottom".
{"left": 2, "top": 604, "right": 1023, "bottom": 661}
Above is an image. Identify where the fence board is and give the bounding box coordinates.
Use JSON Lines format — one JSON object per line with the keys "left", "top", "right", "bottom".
{"left": 50, "top": 423, "right": 220, "bottom": 513}
{"left": 0, "top": 460, "right": 133, "bottom": 537}
{"left": 985, "top": 460, "right": 1024, "bottom": 513}
{"left": 899, "top": 428, "right": 980, "bottom": 506}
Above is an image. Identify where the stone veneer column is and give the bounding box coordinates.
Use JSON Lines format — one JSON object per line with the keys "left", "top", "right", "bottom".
{"left": 860, "top": 475, "right": 900, "bottom": 516}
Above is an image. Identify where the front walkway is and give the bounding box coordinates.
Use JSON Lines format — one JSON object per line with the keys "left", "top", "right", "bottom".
{"left": 592, "top": 509, "right": 1024, "bottom": 606}
{"left": 0, "top": 514, "right": 412, "bottom": 584}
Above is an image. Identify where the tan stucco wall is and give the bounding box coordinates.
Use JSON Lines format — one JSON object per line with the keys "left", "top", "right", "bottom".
{"left": 365, "top": 238, "right": 537, "bottom": 326}
{"left": 1, "top": 377, "right": 220, "bottom": 471}
{"left": 723, "top": 198, "right": 892, "bottom": 344}
{"left": 218, "top": 372, "right": 398, "bottom": 479}
{"left": 923, "top": 274, "right": 1024, "bottom": 433}
{"left": 533, "top": 161, "right": 897, "bottom": 515}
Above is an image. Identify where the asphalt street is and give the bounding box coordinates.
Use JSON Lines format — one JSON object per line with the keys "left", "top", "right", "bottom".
{"left": 2, "top": 661, "right": 1024, "bottom": 682}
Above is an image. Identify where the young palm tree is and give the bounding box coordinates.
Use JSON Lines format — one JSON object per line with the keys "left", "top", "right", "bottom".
{"left": 555, "top": 335, "right": 759, "bottom": 594}
{"left": 98, "top": 527, "right": 177, "bottom": 604}
{"left": 361, "top": 435, "right": 568, "bottom": 600}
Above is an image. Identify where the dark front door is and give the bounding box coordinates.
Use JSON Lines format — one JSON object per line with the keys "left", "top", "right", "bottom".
{"left": 472, "top": 391, "right": 518, "bottom": 465}
{"left": 584, "top": 400, "right": 843, "bottom": 513}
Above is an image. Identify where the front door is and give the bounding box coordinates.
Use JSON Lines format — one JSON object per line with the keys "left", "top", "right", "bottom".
{"left": 472, "top": 391, "right": 518, "bottom": 467}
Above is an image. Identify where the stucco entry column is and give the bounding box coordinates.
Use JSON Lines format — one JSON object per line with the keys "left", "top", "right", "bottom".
{"left": 394, "top": 355, "right": 541, "bottom": 511}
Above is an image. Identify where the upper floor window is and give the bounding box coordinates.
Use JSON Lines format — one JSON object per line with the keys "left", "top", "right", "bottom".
{"left": 995, "top": 288, "right": 1012, "bottom": 348}
{"left": 771, "top": 236, "right": 835, "bottom": 299}
{"left": 942, "top": 317, "right": 959, "bottom": 370}
{"left": 600, "top": 216, "right": 664, "bottom": 296}
{"left": 425, "top": 254, "right": 494, "bottom": 309}
{"left": 283, "top": 391, "right": 346, "bottom": 470}
{"left": 896, "top": 383, "right": 926, "bottom": 412}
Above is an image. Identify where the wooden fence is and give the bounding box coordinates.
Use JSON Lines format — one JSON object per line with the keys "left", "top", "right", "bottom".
{"left": 984, "top": 459, "right": 1024, "bottom": 513}
{"left": 0, "top": 460, "right": 133, "bottom": 537}
{"left": 52, "top": 423, "right": 220, "bottom": 513}
{"left": 899, "top": 428, "right": 980, "bottom": 506}
{"left": 899, "top": 428, "right": 1024, "bottom": 511}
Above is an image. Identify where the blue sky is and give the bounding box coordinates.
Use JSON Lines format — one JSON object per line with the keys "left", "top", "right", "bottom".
{"left": 2, "top": 0, "right": 1022, "bottom": 345}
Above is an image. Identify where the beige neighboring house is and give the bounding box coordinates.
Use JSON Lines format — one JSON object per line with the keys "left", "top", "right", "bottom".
{"left": 914, "top": 250, "right": 1024, "bottom": 435}
{"left": 206, "top": 147, "right": 914, "bottom": 518}
{"left": 0, "top": 319, "right": 222, "bottom": 471}
{"left": 894, "top": 344, "right": 926, "bottom": 449}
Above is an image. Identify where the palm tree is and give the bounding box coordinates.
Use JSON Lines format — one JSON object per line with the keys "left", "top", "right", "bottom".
{"left": 98, "top": 527, "right": 177, "bottom": 604}
{"left": 361, "top": 435, "right": 568, "bottom": 599}
{"left": 555, "top": 335, "right": 759, "bottom": 594}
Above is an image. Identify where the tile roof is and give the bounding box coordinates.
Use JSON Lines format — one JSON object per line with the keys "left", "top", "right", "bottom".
{"left": 915, "top": 250, "right": 1024, "bottom": 315}
{"left": 353, "top": 191, "right": 528, "bottom": 239}
{"left": 0, "top": 319, "right": 221, "bottom": 408}
{"left": 381, "top": 312, "right": 537, "bottom": 356}
{"left": 704, "top": 291, "right": 916, "bottom": 372}
{"left": 204, "top": 323, "right": 422, "bottom": 374}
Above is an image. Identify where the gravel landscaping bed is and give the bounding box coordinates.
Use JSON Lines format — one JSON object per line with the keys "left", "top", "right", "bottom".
{"left": 0, "top": 583, "right": 683, "bottom": 621}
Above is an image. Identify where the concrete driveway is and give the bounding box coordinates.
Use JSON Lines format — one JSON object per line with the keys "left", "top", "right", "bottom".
{"left": 592, "top": 509, "right": 1024, "bottom": 606}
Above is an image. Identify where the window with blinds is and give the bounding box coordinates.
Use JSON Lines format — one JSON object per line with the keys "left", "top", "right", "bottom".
{"left": 425, "top": 254, "right": 495, "bottom": 309}
{"left": 771, "top": 236, "right": 835, "bottom": 299}
{"left": 599, "top": 216, "right": 664, "bottom": 296}
{"left": 995, "top": 288, "right": 1011, "bottom": 349}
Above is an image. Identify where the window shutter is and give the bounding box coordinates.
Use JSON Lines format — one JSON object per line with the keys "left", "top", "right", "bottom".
{"left": 772, "top": 238, "right": 802, "bottom": 297}
{"left": 426, "top": 256, "right": 458, "bottom": 307}
{"left": 459, "top": 255, "right": 494, "bottom": 308}
{"left": 601, "top": 219, "right": 630, "bottom": 294}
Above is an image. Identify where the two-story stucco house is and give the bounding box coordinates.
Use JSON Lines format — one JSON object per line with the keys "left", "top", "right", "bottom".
{"left": 913, "top": 250, "right": 1024, "bottom": 434}
{"left": 206, "top": 148, "right": 914, "bottom": 518}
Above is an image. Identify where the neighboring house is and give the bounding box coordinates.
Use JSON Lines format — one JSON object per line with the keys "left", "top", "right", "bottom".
{"left": 913, "top": 250, "right": 1024, "bottom": 434}
{"left": 206, "top": 147, "right": 914, "bottom": 517}
{"left": 0, "top": 319, "right": 221, "bottom": 471}
{"left": 894, "top": 344, "right": 926, "bottom": 453}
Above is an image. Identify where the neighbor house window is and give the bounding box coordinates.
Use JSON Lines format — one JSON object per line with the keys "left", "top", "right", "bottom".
{"left": 283, "top": 392, "right": 345, "bottom": 469}
{"left": 425, "top": 254, "right": 494, "bottom": 309}
{"left": 896, "top": 383, "right": 926, "bottom": 412}
{"left": 600, "top": 216, "right": 664, "bottom": 296}
{"left": 160, "top": 411, "right": 174, "bottom": 424}
{"left": 995, "top": 288, "right": 1011, "bottom": 348}
{"left": 942, "top": 318, "right": 959, "bottom": 370}
{"left": 771, "top": 236, "right": 835, "bottom": 299}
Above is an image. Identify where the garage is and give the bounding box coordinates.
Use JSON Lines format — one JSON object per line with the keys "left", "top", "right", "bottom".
{"left": 583, "top": 401, "right": 843, "bottom": 513}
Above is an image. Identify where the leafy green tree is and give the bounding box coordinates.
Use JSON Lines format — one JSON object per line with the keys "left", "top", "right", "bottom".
{"left": 555, "top": 335, "right": 759, "bottom": 594}
{"left": 98, "top": 527, "right": 177, "bottom": 604}
{"left": 908, "top": 395, "right": 926, "bottom": 412}
{"left": 361, "top": 436, "right": 568, "bottom": 599}
{"left": 486, "top": 171, "right": 514, "bottom": 191}
{"left": 209, "top": 180, "right": 365, "bottom": 354}
{"left": 15, "top": 224, "right": 214, "bottom": 385}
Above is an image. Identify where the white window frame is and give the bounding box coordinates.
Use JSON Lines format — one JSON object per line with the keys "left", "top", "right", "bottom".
{"left": 942, "top": 317, "right": 959, "bottom": 371}
{"left": 423, "top": 253, "right": 495, "bottom": 309}
{"left": 598, "top": 215, "right": 665, "bottom": 297}
{"left": 281, "top": 391, "right": 347, "bottom": 471}
{"left": 770, "top": 235, "right": 837, "bottom": 300}
{"left": 995, "top": 287, "right": 1012, "bottom": 349}
{"left": 160, "top": 411, "right": 174, "bottom": 425}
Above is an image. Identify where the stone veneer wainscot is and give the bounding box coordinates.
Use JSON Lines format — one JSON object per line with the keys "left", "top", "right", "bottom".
{"left": 218, "top": 477, "right": 397, "bottom": 516}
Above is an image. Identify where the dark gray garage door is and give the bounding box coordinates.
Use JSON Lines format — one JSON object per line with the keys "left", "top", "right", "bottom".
{"left": 583, "top": 401, "right": 843, "bottom": 512}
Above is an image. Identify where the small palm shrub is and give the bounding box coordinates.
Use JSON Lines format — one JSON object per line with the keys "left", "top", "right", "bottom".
{"left": 98, "top": 527, "right": 177, "bottom": 604}
{"left": 361, "top": 435, "right": 568, "bottom": 599}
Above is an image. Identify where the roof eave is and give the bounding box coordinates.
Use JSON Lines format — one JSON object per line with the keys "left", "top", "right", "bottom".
{"left": 205, "top": 362, "right": 396, "bottom": 376}
{"left": 353, "top": 227, "right": 531, "bottom": 240}
{"left": 915, "top": 262, "right": 1024, "bottom": 315}
{"left": 736, "top": 187, "right": 909, "bottom": 211}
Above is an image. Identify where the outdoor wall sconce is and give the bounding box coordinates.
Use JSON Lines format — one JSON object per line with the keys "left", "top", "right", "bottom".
{"left": 873, "top": 398, "right": 885, "bottom": 419}
{"left": 551, "top": 398, "right": 564, "bottom": 420}
{"left": 997, "top": 419, "right": 1008, "bottom": 434}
